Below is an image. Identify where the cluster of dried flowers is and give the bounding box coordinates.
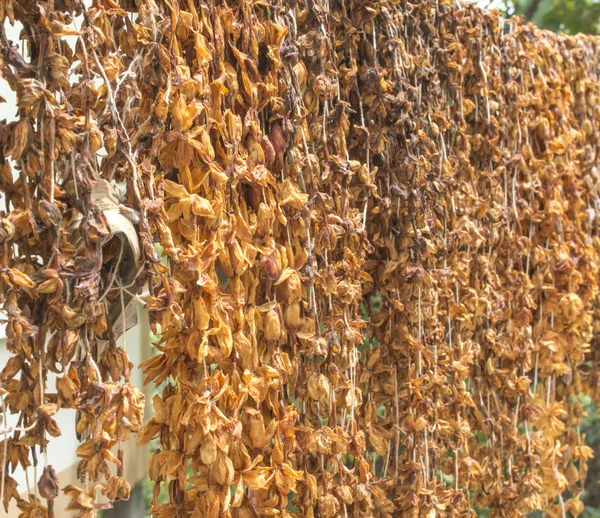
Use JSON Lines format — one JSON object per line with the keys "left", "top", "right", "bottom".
{"left": 0, "top": 0, "right": 599, "bottom": 516}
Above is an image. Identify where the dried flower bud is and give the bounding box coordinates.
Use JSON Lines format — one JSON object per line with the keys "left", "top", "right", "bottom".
{"left": 38, "top": 466, "right": 59, "bottom": 501}
{"left": 0, "top": 218, "right": 15, "bottom": 242}
{"left": 262, "top": 135, "right": 276, "bottom": 167}
{"left": 265, "top": 308, "right": 281, "bottom": 341}
{"left": 200, "top": 433, "right": 217, "bottom": 465}
{"left": 212, "top": 452, "right": 235, "bottom": 486}
{"left": 270, "top": 122, "right": 286, "bottom": 153}
{"left": 307, "top": 373, "right": 330, "bottom": 401}
{"left": 38, "top": 200, "right": 62, "bottom": 227}
{"left": 285, "top": 301, "right": 301, "bottom": 328}
{"left": 537, "top": 117, "right": 550, "bottom": 139}
{"left": 261, "top": 251, "right": 279, "bottom": 280}
{"left": 104, "top": 127, "right": 118, "bottom": 158}
{"left": 102, "top": 476, "right": 131, "bottom": 501}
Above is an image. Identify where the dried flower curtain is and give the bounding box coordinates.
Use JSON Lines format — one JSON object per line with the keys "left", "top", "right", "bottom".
{"left": 0, "top": 0, "right": 598, "bottom": 517}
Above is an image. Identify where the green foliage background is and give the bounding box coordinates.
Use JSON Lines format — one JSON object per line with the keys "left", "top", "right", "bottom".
{"left": 515, "top": 0, "right": 600, "bottom": 34}
{"left": 482, "top": 0, "right": 600, "bottom": 34}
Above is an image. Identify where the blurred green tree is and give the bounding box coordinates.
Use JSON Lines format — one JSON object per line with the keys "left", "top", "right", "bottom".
{"left": 481, "top": 0, "right": 600, "bottom": 34}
